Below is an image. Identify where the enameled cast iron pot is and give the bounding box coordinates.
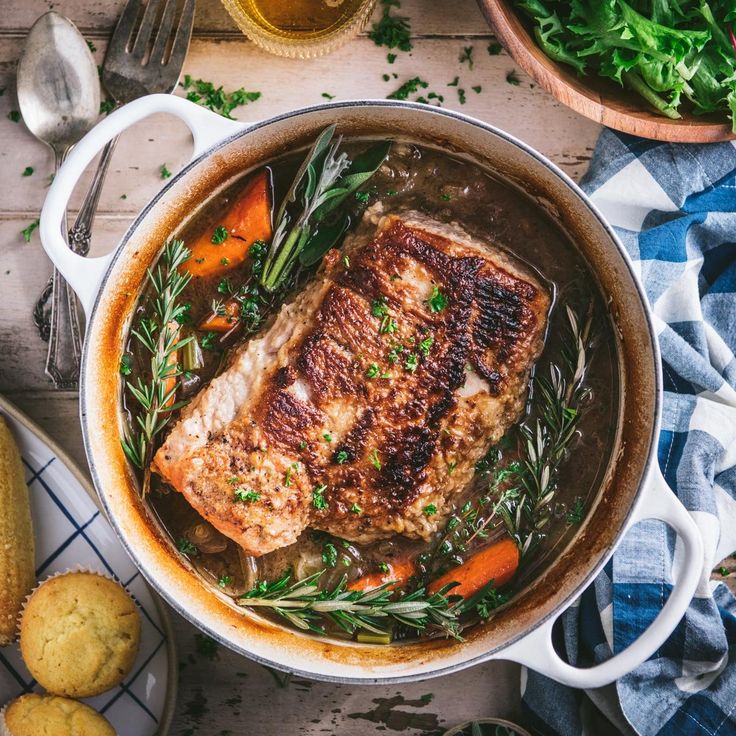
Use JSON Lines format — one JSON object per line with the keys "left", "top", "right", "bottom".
{"left": 40, "top": 96, "right": 704, "bottom": 686}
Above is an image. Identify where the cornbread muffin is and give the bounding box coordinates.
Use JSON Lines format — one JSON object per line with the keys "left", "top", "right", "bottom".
{"left": 20, "top": 572, "right": 140, "bottom": 697}
{"left": 0, "top": 415, "right": 35, "bottom": 646}
{"left": 1, "top": 693, "right": 115, "bottom": 736}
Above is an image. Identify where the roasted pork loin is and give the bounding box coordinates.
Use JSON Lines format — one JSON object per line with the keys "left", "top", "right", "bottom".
{"left": 153, "top": 211, "right": 551, "bottom": 556}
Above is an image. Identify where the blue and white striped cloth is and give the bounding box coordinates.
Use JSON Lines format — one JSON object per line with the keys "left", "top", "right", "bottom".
{"left": 521, "top": 130, "right": 736, "bottom": 736}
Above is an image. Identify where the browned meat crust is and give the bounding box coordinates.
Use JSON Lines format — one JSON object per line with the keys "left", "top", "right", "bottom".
{"left": 153, "top": 211, "right": 550, "bottom": 555}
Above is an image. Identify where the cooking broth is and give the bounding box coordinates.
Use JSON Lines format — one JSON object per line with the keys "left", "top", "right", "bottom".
{"left": 125, "top": 138, "right": 620, "bottom": 639}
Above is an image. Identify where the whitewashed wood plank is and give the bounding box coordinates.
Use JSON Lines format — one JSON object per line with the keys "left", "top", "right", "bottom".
{"left": 0, "top": 217, "right": 130, "bottom": 393}
{"left": 0, "top": 36, "right": 600, "bottom": 217}
{"left": 0, "top": 0, "right": 492, "bottom": 38}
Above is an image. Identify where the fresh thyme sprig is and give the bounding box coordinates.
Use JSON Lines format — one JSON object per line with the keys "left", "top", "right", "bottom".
{"left": 121, "top": 239, "right": 193, "bottom": 494}
{"left": 239, "top": 570, "right": 462, "bottom": 640}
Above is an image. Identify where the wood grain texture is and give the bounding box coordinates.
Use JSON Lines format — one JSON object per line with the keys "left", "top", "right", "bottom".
{"left": 478, "top": 0, "right": 735, "bottom": 144}
{"left": 0, "top": 1, "right": 602, "bottom": 734}
{"left": 0, "top": 0, "right": 492, "bottom": 37}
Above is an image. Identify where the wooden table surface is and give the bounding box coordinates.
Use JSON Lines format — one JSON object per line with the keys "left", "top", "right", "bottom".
{"left": 0, "top": 1, "right": 604, "bottom": 733}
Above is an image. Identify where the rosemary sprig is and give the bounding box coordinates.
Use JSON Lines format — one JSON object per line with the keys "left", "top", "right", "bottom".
{"left": 421, "top": 302, "right": 594, "bottom": 576}
{"left": 239, "top": 570, "right": 462, "bottom": 640}
{"left": 496, "top": 303, "right": 594, "bottom": 556}
{"left": 121, "top": 239, "right": 193, "bottom": 494}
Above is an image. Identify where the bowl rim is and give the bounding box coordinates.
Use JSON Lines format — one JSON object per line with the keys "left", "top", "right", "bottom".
{"left": 477, "top": 0, "right": 736, "bottom": 143}
{"left": 79, "top": 98, "right": 661, "bottom": 683}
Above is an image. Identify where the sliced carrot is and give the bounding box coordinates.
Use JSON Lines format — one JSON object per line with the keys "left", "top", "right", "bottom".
{"left": 184, "top": 169, "right": 272, "bottom": 279}
{"left": 427, "top": 537, "right": 519, "bottom": 599}
{"left": 161, "top": 321, "right": 181, "bottom": 409}
{"left": 198, "top": 297, "right": 241, "bottom": 332}
{"left": 349, "top": 557, "right": 416, "bottom": 592}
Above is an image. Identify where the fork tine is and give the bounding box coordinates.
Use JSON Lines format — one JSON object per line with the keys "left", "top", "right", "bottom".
{"left": 106, "top": 0, "right": 143, "bottom": 58}
{"left": 149, "top": 0, "right": 177, "bottom": 65}
{"left": 166, "top": 0, "right": 194, "bottom": 70}
{"left": 131, "top": 0, "right": 164, "bottom": 59}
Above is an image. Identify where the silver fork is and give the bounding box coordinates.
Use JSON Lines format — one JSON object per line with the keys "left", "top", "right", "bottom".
{"left": 36, "top": 0, "right": 194, "bottom": 386}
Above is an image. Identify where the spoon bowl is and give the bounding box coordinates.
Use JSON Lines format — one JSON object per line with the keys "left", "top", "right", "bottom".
{"left": 17, "top": 11, "right": 100, "bottom": 158}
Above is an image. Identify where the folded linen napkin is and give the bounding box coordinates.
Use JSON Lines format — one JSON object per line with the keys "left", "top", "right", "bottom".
{"left": 521, "top": 130, "right": 736, "bottom": 736}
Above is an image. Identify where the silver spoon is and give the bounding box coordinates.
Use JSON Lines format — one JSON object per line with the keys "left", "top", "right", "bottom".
{"left": 17, "top": 11, "right": 101, "bottom": 390}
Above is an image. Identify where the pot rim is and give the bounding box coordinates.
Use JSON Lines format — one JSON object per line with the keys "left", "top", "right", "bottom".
{"left": 79, "top": 99, "right": 662, "bottom": 683}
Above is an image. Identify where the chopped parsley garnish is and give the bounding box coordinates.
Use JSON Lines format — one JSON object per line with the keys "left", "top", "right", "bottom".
{"left": 321, "top": 92, "right": 335, "bottom": 100}
{"left": 335, "top": 450, "right": 349, "bottom": 464}
{"left": 380, "top": 316, "right": 398, "bottom": 334}
{"left": 355, "top": 191, "right": 370, "bottom": 203}
{"left": 472, "top": 85, "right": 482, "bottom": 94}
{"left": 366, "top": 363, "right": 380, "bottom": 379}
{"left": 100, "top": 98, "right": 115, "bottom": 115}
{"left": 22, "top": 166, "right": 33, "bottom": 177}
{"left": 371, "top": 297, "right": 389, "bottom": 318}
{"left": 475, "top": 583, "right": 509, "bottom": 619}
{"left": 172, "top": 302, "right": 192, "bottom": 325}
{"left": 387, "top": 77, "right": 428, "bottom": 101}
{"left": 342, "top": 255, "right": 350, "bottom": 268}
{"left": 487, "top": 42, "right": 502, "bottom": 56}
{"left": 423, "top": 503, "right": 438, "bottom": 517}
{"left": 440, "top": 193, "right": 451, "bottom": 201}
{"left": 176, "top": 537, "right": 199, "bottom": 556}
{"left": 369, "top": 449, "right": 382, "bottom": 471}
{"left": 7, "top": 110, "right": 20, "bottom": 123}
{"left": 312, "top": 484, "right": 328, "bottom": 510}
{"left": 194, "top": 633, "right": 219, "bottom": 661}
{"left": 120, "top": 193, "right": 127, "bottom": 199}
{"left": 323, "top": 433, "right": 333, "bottom": 443}
{"left": 180, "top": 75, "right": 261, "bottom": 119}
{"left": 565, "top": 496, "right": 585, "bottom": 524}
{"left": 404, "top": 353, "right": 418, "bottom": 373}
{"left": 447, "top": 460, "right": 457, "bottom": 476}
{"left": 447, "top": 77, "right": 459, "bottom": 87}
{"left": 227, "top": 476, "right": 241, "bottom": 485}
{"left": 382, "top": 73, "right": 390, "bottom": 82}
{"left": 457, "top": 88, "right": 467, "bottom": 105}
{"left": 387, "top": 52, "right": 397, "bottom": 64}
{"left": 234, "top": 488, "right": 261, "bottom": 503}
{"left": 506, "top": 70, "right": 520, "bottom": 86}
{"left": 211, "top": 225, "right": 229, "bottom": 244}
{"left": 284, "top": 464, "right": 296, "bottom": 487}
{"left": 378, "top": 561, "right": 390, "bottom": 573}
{"left": 220, "top": 257, "right": 230, "bottom": 265}
{"left": 160, "top": 163, "right": 172, "bottom": 179}
{"left": 119, "top": 354, "right": 133, "bottom": 376}
{"left": 21, "top": 219, "right": 39, "bottom": 242}
{"left": 459, "top": 46, "right": 474, "bottom": 69}
{"left": 418, "top": 336, "right": 433, "bottom": 357}
{"left": 719, "top": 566, "right": 729, "bottom": 577}
{"left": 350, "top": 503, "right": 362, "bottom": 514}
{"left": 427, "top": 286, "right": 448, "bottom": 313}
{"left": 86, "top": 39, "right": 97, "bottom": 52}
{"left": 218, "top": 575, "right": 232, "bottom": 588}
{"left": 299, "top": 440, "right": 307, "bottom": 450}
{"left": 200, "top": 331, "right": 218, "bottom": 350}
{"left": 322, "top": 542, "right": 338, "bottom": 567}
{"left": 387, "top": 344, "right": 404, "bottom": 364}
{"left": 369, "top": 0, "right": 412, "bottom": 53}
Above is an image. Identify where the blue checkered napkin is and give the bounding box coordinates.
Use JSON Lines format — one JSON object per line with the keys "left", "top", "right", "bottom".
{"left": 520, "top": 131, "right": 736, "bottom": 736}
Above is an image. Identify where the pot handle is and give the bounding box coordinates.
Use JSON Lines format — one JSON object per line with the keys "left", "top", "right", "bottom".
{"left": 40, "top": 94, "right": 246, "bottom": 317}
{"left": 491, "top": 465, "right": 703, "bottom": 688}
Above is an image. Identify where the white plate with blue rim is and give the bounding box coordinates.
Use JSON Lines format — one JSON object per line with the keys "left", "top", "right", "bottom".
{"left": 0, "top": 395, "right": 176, "bottom": 735}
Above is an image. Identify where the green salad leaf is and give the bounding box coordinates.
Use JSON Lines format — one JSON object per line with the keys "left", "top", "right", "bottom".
{"left": 515, "top": 0, "right": 736, "bottom": 131}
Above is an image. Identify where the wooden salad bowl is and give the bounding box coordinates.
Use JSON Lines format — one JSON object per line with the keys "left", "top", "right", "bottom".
{"left": 478, "top": 0, "right": 736, "bottom": 143}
